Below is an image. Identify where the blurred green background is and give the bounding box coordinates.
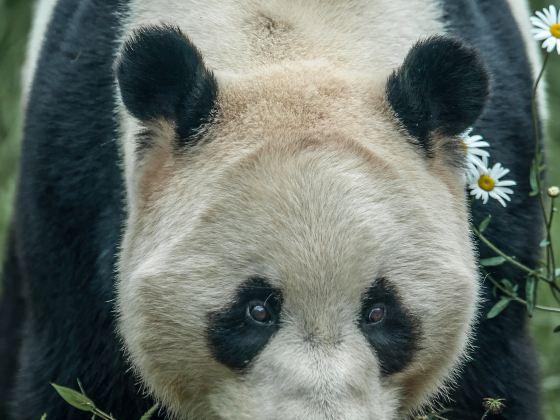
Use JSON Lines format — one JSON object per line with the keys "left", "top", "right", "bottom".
{"left": 0, "top": 0, "right": 559, "bottom": 417}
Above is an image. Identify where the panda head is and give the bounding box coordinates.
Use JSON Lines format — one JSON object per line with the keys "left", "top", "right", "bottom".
{"left": 115, "top": 26, "right": 488, "bottom": 419}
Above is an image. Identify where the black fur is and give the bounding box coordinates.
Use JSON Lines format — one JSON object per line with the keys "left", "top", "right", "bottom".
{"left": 442, "top": 1, "right": 543, "bottom": 419}
{"left": 0, "top": 230, "right": 24, "bottom": 417}
{"left": 359, "top": 278, "right": 420, "bottom": 375}
{"left": 207, "top": 277, "right": 282, "bottom": 371}
{"left": 116, "top": 25, "right": 217, "bottom": 148}
{"left": 0, "top": 0, "right": 163, "bottom": 418}
{"left": 387, "top": 36, "right": 490, "bottom": 155}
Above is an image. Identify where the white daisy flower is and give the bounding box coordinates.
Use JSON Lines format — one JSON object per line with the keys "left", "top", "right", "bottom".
{"left": 459, "top": 128, "right": 490, "bottom": 173}
{"left": 468, "top": 162, "right": 516, "bottom": 207}
{"left": 531, "top": 5, "right": 560, "bottom": 54}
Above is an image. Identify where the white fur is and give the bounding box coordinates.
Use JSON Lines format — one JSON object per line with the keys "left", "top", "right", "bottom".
{"left": 115, "top": 1, "right": 538, "bottom": 418}
{"left": 117, "top": 63, "right": 478, "bottom": 418}
{"left": 123, "top": 0, "right": 444, "bottom": 74}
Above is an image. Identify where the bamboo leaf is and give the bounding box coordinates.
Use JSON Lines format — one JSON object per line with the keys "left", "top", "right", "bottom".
{"left": 478, "top": 215, "right": 492, "bottom": 233}
{"left": 140, "top": 404, "right": 160, "bottom": 420}
{"left": 480, "top": 256, "right": 507, "bottom": 267}
{"left": 51, "top": 384, "right": 95, "bottom": 413}
{"left": 500, "top": 279, "right": 516, "bottom": 295}
{"left": 487, "top": 298, "right": 512, "bottom": 319}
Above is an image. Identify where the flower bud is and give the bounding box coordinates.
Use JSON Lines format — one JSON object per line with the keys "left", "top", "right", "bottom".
{"left": 483, "top": 398, "right": 506, "bottom": 415}
{"left": 548, "top": 186, "right": 560, "bottom": 198}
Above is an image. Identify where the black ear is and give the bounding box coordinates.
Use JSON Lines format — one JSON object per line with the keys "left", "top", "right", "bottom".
{"left": 386, "top": 36, "right": 489, "bottom": 154}
{"left": 116, "top": 25, "right": 217, "bottom": 146}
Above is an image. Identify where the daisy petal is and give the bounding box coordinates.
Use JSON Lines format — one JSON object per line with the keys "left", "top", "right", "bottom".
{"left": 533, "top": 31, "right": 552, "bottom": 41}
{"left": 488, "top": 191, "right": 507, "bottom": 206}
{"left": 494, "top": 187, "right": 513, "bottom": 197}
{"left": 549, "top": 5, "right": 557, "bottom": 22}
{"left": 496, "top": 180, "right": 516, "bottom": 187}
{"left": 470, "top": 140, "right": 490, "bottom": 148}
{"left": 531, "top": 19, "right": 550, "bottom": 31}
{"left": 536, "top": 10, "right": 552, "bottom": 26}
{"left": 543, "top": 7, "right": 553, "bottom": 24}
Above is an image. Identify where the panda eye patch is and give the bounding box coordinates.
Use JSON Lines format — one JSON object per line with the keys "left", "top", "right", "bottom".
{"left": 207, "top": 277, "right": 282, "bottom": 371}
{"left": 360, "top": 278, "right": 420, "bottom": 375}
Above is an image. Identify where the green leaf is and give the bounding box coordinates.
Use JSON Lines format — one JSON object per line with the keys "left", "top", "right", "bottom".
{"left": 478, "top": 215, "right": 492, "bottom": 233}
{"left": 529, "top": 159, "right": 539, "bottom": 197}
{"left": 40, "top": 415, "right": 47, "bottom": 420}
{"left": 140, "top": 404, "right": 159, "bottom": 420}
{"left": 500, "top": 279, "right": 516, "bottom": 295}
{"left": 51, "top": 383, "right": 95, "bottom": 413}
{"left": 525, "top": 276, "right": 536, "bottom": 316}
{"left": 539, "top": 239, "right": 550, "bottom": 248}
{"left": 480, "top": 256, "right": 507, "bottom": 267}
{"left": 487, "top": 298, "right": 512, "bottom": 319}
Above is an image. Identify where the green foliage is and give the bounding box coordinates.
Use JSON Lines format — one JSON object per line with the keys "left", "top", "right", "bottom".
{"left": 487, "top": 298, "right": 512, "bottom": 319}
{"left": 478, "top": 215, "right": 492, "bottom": 233}
{"left": 51, "top": 382, "right": 158, "bottom": 420}
{"left": 51, "top": 384, "right": 97, "bottom": 413}
{"left": 139, "top": 404, "right": 160, "bottom": 420}
{"left": 480, "top": 256, "right": 506, "bottom": 267}
{"left": 0, "top": 0, "right": 31, "bottom": 278}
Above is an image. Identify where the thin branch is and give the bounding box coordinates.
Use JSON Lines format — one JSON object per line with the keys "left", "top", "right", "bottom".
{"left": 485, "top": 275, "right": 560, "bottom": 314}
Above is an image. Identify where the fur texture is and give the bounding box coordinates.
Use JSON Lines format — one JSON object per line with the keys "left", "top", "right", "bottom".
{"left": 116, "top": 31, "right": 480, "bottom": 417}
{"left": 387, "top": 36, "right": 489, "bottom": 154}
{"left": 0, "top": 0, "right": 542, "bottom": 419}
{"left": 116, "top": 26, "right": 217, "bottom": 148}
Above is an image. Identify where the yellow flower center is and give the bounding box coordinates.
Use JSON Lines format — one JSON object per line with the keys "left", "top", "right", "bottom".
{"left": 460, "top": 140, "right": 468, "bottom": 153}
{"left": 478, "top": 175, "right": 495, "bottom": 192}
{"left": 551, "top": 23, "right": 560, "bottom": 39}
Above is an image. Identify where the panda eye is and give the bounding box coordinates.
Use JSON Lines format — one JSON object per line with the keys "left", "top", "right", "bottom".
{"left": 246, "top": 301, "right": 274, "bottom": 325}
{"left": 367, "top": 304, "right": 385, "bottom": 324}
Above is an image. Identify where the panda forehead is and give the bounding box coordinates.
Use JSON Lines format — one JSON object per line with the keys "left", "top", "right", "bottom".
{"left": 179, "top": 143, "right": 445, "bottom": 282}
{"left": 214, "top": 63, "right": 386, "bottom": 127}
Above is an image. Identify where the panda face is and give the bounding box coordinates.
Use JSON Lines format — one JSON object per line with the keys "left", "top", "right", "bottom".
{"left": 116, "top": 29, "right": 486, "bottom": 419}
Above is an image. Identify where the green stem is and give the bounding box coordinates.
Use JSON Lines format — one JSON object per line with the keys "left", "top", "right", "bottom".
{"left": 473, "top": 226, "right": 549, "bottom": 282}
{"left": 531, "top": 54, "right": 554, "bottom": 277}
{"left": 547, "top": 196, "right": 557, "bottom": 282}
{"left": 486, "top": 275, "right": 560, "bottom": 314}
{"left": 91, "top": 409, "right": 116, "bottom": 420}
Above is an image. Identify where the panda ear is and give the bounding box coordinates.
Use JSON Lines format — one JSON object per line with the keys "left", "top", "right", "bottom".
{"left": 116, "top": 25, "right": 217, "bottom": 147}
{"left": 386, "top": 36, "right": 489, "bottom": 155}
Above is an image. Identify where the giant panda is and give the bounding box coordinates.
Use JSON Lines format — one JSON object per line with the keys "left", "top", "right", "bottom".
{"left": 0, "top": 0, "right": 544, "bottom": 419}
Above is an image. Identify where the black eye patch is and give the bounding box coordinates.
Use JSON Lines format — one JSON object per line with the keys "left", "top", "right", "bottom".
{"left": 359, "top": 278, "right": 421, "bottom": 375}
{"left": 206, "top": 277, "right": 282, "bottom": 371}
